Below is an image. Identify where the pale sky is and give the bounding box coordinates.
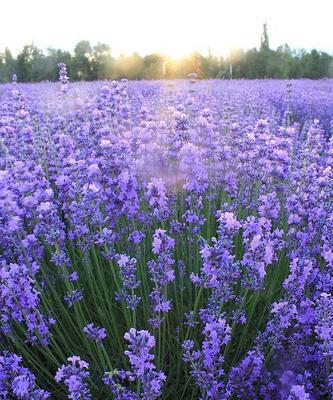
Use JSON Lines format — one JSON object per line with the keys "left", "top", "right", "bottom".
{"left": 1, "top": 0, "right": 332, "bottom": 58}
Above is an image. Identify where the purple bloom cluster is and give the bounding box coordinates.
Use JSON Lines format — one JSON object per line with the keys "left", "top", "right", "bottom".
{"left": 64, "top": 289, "right": 83, "bottom": 307}
{"left": 0, "top": 261, "right": 54, "bottom": 345}
{"left": 83, "top": 323, "right": 107, "bottom": 344}
{"left": 115, "top": 254, "right": 141, "bottom": 310}
{"left": 0, "top": 352, "right": 50, "bottom": 399}
{"left": 55, "top": 355, "right": 91, "bottom": 400}
{"left": 227, "top": 349, "right": 264, "bottom": 398}
{"left": 183, "top": 316, "right": 231, "bottom": 399}
{"left": 241, "top": 216, "right": 284, "bottom": 289}
{"left": 58, "top": 62, "right": 69, "bottom": 92}
{"left": 146, "top": 178, "right": 170, "bottom": 220}
{"left": 148, "top": 229, "right": 175, "bottom": 327}
{"left": 104, "top": 328, "right": 166, "bottom": 399}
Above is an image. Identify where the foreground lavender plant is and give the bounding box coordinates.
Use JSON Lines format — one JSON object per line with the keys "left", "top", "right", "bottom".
{"left": 104, "top": 329, "right": 166, "bottom": 399}
{"left": 148, "top": 229, "right": 175, "bottom": 327}
{"left": 0, "top": 352, "right": 50, "bottom": 399}
{"left": 55, "top": 356, "right": 91, "bottom": 400}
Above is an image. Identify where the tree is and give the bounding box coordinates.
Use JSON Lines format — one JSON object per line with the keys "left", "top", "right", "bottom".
{"left": 227, "top": 48, "right": 246, "bottom": 78}
{"left": 113, "top": 53, "right": 144, "bottom": 80}
{"left": 302, "top": 50, "right": 320, "bottom": 79}
{"left": 258, "top": 23, "right": 271, "bottom": 77}
{"left": 91, "top": 43, "right": 113, "bottom": 80}
{"left": 16, "top": 44, "right": 44, "bottom": 82}
{"left": 143, "top": 54, "right": 165, "bottom": 79}
{"left": 0, "top": 48, "right": 16, "bottom": 82}
{"left": 0, "top": 29, "right": 332, "bottom": 82}
{"left": 261, "top": 22, "right": 270, "bottom": 51}
{"left": 72, "top": 40, "right": 93, "bottom": 80}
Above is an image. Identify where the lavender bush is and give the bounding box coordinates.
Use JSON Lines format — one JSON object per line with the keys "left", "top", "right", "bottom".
{"left": 0, "top": 67, "right": 333, "bottom": 399}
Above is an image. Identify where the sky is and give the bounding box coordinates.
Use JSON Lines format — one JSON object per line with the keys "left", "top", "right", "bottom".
{"left": 1, "top": 0, "right": 332, "bottom": 58}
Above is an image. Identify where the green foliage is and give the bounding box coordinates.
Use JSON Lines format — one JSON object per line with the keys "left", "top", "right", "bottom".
{"left": 0, "top": 25, "right": 332, "bottom": 82}
{"left": 3, "top": 190, "right": 290, "bottom": 399}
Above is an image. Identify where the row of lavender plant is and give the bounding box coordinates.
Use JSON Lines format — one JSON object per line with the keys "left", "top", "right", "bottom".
{"left": 0, "top": 68, "right": 333, "bottom": 399}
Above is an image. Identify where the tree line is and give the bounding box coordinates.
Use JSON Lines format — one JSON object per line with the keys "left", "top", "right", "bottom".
{"left": 0, "top": 24, "right": 332, "bottom": 82}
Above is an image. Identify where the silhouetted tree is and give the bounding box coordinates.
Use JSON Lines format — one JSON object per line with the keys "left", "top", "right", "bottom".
{"left": 72, "top": 40, "right": 93, "bottom": 80}
{"left": 261, "top": 22, "right": 270, "bottom": 51}
{"left": 16, "top": 44, "right": 49, "bottom": 82}
{"left": 0, "top": 48, "right": 16, "bottom": 82}
{"left": 91, "top": 43, "right": 113, "bottom": 80}
{"left": 0, "top": 28, "right": 332, "bottom": 82}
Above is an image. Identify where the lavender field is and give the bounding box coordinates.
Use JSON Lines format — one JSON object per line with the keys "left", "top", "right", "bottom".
{"left": 1, "top": 75, "right": 333, "bottom": 399}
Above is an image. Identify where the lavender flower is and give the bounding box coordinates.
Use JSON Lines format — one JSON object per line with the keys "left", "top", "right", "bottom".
{"left": 182, "top": 316, "right": 231, "bottom": 399}
{"left": 0, "top": 261, "right": 54, "bottom": 345}
{"left": 55, "top": 356, "right": 91, "bottom": 400}
{"left": 58, "top": 62, "right": 69, "bottom": 92}
{"left": 64, "top": 289, "right": 83, "bottom": 307}
{"left": 287, "top": 385, "right": 310, "bottom": 400}
{"left": 0, "top": 352, "right": 50, "bottom": 399}
{"left": 115, "top": 254, "right": 141, "bottom": 310}
{"left": 227, "top": 349, "right": 264, "bottom": 398}
{"left": 104, "top": 329, "right": 166, "bottom": 399}
{"left": 148, "top": 229, "right": 175, "bottom": 327}
{"left": 83, "top": 323, "right": 107, "bottom": 344}
{"left": 146, "top": 178, "right": 169, "bottom": 220}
